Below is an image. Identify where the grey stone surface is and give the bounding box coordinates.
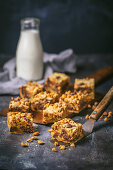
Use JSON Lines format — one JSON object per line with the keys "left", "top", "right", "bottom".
{"left": 0, "top": 54, "right": 113, "bottom": 170}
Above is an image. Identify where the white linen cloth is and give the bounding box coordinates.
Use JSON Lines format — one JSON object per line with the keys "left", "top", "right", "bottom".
{"left": 0, "top": 49, "right": 77, "bottom": 95}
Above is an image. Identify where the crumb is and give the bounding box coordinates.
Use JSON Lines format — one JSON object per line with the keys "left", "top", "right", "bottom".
{"left": 31, "top": 136, "right": 38, "bottom": 140}
{"left": 27, "top": 138, "right": 33, "bottom": 142}
{"left": 99, "top": 115, "right": 103, "bottom": 119}
{"left": 52, "top": 148, "right": 57, "bottom": 152}
{"left": 92, "top": 105, "right": 96, "bottom": 110}
{"left": 85, "top": 114, "right": 90, "bottom": 119}
{"left": 103, "top": 112, "right": 107, "bottom": 116}
{"left": 54, "top": 142, "right": 59, "bottom": 146}
{"left": 94, "top": 102, "right": 98, "bottom": 106}
{"left": 108, "top": 112, "right": 112, "bottom": 118}
{"left": 88, "top": 104, "right": 91, "bottom": 108}
{"left": 38, "top": 140, "right": 44, "bottom": 145}
{"left": 21, "top": 142, "right": 28, "bottom": 147}
{"left": 27, "top": 149, "right": 30, "bottom": 152}
{"left": 59, "top": 145, "right": 66, "bottom": 150}
{"left": 48, "top": 129, "right": 53, "bottom": 132}
{"left": 33, "top": 131, "right": 39, "bottom": 136}
{"left": 36, "top": 145, "right": 38, "bottom": 147}
{"left": 104, "top": 117, "right": 109, "bottom": 122}
{"left": 70, "top": 143, "right": 75, "bottom": 147}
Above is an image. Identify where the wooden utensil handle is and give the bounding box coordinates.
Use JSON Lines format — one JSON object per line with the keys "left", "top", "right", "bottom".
{"left": 90, "top": 86, "right": 113, "bottom": 121}
{"left": 89, "top": 66, "right": 113, "bottom": 85}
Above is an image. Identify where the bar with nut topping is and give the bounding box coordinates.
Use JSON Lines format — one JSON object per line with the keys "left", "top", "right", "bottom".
{"left": 74, "top": 78, "right": 95, "bottom": 101}
{"left": 7, "top": 112, "right": 34, "bottom": 134}
{"left": 19, "top": 81, "right": 43, "bottom": 98}
{"left": 49, "top": 118, "right": 83, "bottom": 143}
{"left": 30, "top": 91, "right": 59, "bottom": 112}
{"left": 59, "top": 90, "right": 89, "bottom": 115}
{"left": 44, "top": 72, "right": 70, "bottom": 93}
{"left": 9, "top": 97, "right": 30, "bottom": 113}
{"left": 42, "top": 102, "right": 68, "bottom": 124}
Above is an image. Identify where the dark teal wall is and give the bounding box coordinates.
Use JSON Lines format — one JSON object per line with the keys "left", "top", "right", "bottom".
{"left": 0, "top": 0, "right": 113, "bottom": 55}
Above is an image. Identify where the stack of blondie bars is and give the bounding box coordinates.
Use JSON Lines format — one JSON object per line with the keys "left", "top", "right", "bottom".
{"left": 7, "top": 72, "right": 95, "bottom": 138}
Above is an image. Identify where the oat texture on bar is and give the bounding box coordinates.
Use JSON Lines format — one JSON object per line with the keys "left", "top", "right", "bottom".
{"left": 59, "top": 90, "right": 89, "bottom": 114}
{"left": 19, "top": 81, "right": 43, "bottom": 98}
{"left": 42, "top": 102, "right": 68, "bottom": 124}
{"left": 7, "top": 112, "right": 34, "bottom": 134}
{"left": 9, "top": 97, "right": 30, "bottom": 113}
{"left": 44, "top": 72, "right": 70, "bottom": 93}
{"left": 30, "top": 91, "right": 59, "bottom": 112}
{"left": 50, "top": 118, "right": 83, "bottom": 143}
{"left": 74, "top": 78, "right": 95, "bottom": 101}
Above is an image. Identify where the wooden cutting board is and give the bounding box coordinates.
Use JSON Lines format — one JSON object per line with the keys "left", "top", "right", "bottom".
{"left": 0, "top": 66, "right": 113, "bottom": 123}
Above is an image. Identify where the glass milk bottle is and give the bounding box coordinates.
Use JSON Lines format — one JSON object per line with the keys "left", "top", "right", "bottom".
{"left": 16, "top": 18, "right": 43, "bottom": 80}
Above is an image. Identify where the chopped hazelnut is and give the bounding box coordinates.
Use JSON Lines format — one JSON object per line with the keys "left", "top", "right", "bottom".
{"left": 21, "top": 142, "right": 28, "bottom": 147}
{"left": 103, "top": 112, "right": 107, "bottom": 116}
{"left": 108, "top": 114, "right": 112, "bottom": 118}
{"left": 108, "top": 112, "right": 112, "bottom": 118}
{"left": 27, "top": 138, "right": 33, "bottom": 142}
{"left": 100, "top": 115, "right": 103, "bottom": 119}
{"left": 70, "top": 143, "right": 75, "bottom": 147}
{"left": 38, "top": 140, "right": 44, "bottom": 145}
{"left": 94, "top": 102, "right": 98, "bottom": 106}
{"left": 85, "top": 114, "right": 90, "bottom": 119}
{"left": 48, "top": 129, "right": 53, "bottom": 132}
{"left": 88, "top": 104, "right": 91, "bottom": 108}
{"left": 52, "top": 148, "right": 57, "bottom": 152}
{"left": 33, "top": 131, "right": 39, "bottom": 136}
{"left": 59, "top": 145, "right": 65, "bottom": 150}
{"left": 104, "top": 117, "right": 109, "bottom": 122}
{"left": 92, "top": 105, "right": 96, "bottom": 110}
{"left": 54, "top": 142, "right": 59, "bottom": 146}
{"left": 31, "top": 136, "right": 38, "bottom": 140}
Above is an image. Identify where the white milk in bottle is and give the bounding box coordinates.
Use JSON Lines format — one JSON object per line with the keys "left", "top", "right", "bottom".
{"left": 16, "top": 18, "right": 43, "bottom": 80}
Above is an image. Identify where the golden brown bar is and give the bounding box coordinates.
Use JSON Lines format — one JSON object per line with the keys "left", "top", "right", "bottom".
{"left": 9, "top": 97, "right": 30, "bottom": 113}
{"left": 30, "top": 91, "right": 59, "bottom": 112}
{"left": 59, "top": 90, "right": 89, "bottom": 115}
{"left": 49, "top": 118, "right": 83, "bottom": 143}
{"left": 44, "top": 72, "right": 70, "bottom": 93}
{"left": 7, "top": 112, "right": 34, "bottom": 134}
{"left": 19, "top": 81, "right": 43, "bottom": 98}
{"left": 74, "top": 78, "right": 95, "bottom": 101}
{"left": 42, "top": 102, "right": 68, "bottom": 124}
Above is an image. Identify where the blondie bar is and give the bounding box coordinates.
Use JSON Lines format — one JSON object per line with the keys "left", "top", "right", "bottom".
{"left": 44, "top": 72, "right": 70, "bottom": 93}
{"left": 49, "top": 118, "right": 83, "bottom": 143}
{"left": 59, "top": 90, "right": 89, "bottom": 115}
{"left": 42, "top": 102, "right": 68, "bottom": 124}
{"left": 30, "top": 91, "right": 59, "bottom": 112}
{"left": 19, "top": 81, "right": 43, "bottom": 98}
{"left": 74, "top": 78, "right": 95, "bottom": 101}
{"left": 7, "top": 112, "right": 34, "bottom": 134}
{"left": 9, "top": 97, "right": 30, "bottom": 113}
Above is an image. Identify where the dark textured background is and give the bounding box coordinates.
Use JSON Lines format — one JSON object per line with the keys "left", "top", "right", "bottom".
{"left": 0, "top": 0, "right": 113, "bottom": 55}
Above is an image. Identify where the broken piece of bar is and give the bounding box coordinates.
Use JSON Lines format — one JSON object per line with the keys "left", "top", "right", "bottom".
{"left": 30, "top": 91, "right": 59, "bottom": 112}
{"left": 59, "top": 90, "right": 89, "bottom": 115}
{"left": 19, "top": 81, "right": 43, "bottom": 98}
{"left": 74, "top": 78, "right": 95, "bottom": 101}
{"left": 42, "top": 102, "right": 68, "bottom": 124}
{"left": 9, "top": 97, "right": 30, "bottom": 113}
{"left": 44, "top": 72, "right": 70, "bottom": 93}
{"left": 49, "top": 118, "right": 83, "bottom": 143}
{"left": 7, "top": 112, "right": 34, "bottom": 134}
